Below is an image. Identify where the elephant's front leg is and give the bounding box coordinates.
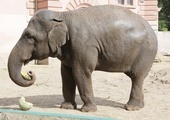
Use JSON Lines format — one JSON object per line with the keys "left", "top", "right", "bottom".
{"left": 60, "top": 63, "right": 77, "bottom": 109}
{"left": 72, "top": 64, "right": 97, "bottom": 112}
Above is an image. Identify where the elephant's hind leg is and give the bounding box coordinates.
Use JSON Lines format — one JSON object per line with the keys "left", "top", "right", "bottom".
{"left": 60, "top": 63, "right": 77, "bottom": 109}
{"left": 124, "top": 49, "right": 155, "bottom": 111}
{"left": 125, "top": 71, "right": 147, "bottom": 111}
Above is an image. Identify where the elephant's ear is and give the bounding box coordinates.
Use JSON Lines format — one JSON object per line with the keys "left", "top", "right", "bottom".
{"left": 48, "top": 19, "right": 68, "bottom": 53}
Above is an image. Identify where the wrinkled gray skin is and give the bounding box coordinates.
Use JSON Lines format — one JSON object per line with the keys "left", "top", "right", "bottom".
{"left": 8, "top": 5, "right": 158, "bottom": 112}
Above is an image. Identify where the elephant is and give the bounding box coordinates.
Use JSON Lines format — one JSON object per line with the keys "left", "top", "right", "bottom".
{"left": 8, "top": 5, "right": 158, "bottom": 112}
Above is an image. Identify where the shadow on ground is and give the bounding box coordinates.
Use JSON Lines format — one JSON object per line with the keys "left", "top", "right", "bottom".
{"left": 0, "top": 95, "right": 125, "bottom": 110}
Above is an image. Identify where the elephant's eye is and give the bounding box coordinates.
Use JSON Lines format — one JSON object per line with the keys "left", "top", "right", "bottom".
{"left": 25, "top": 33, "right": 35, "bottom": 44}
{"left": 26, "top": 33, "right": 33, "bottom": 40}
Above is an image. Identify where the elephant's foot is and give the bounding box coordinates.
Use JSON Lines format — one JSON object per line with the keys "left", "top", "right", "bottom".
{"left": 60, "top": 101, "right": 77, "bottom": 110}
{"left": 81, "top": 104, "right": 97, "bottom": 112}
{"left": 125, "top": 100, "right": 144, "bottom": 111}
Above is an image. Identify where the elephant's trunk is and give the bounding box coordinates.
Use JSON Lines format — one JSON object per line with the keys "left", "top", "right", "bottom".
{"left": 8, "top": 42, "right": 36, "bottom": 87}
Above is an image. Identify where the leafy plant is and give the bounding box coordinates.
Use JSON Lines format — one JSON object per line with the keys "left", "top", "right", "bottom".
{"left": 158, "top": 0, "right": 170, "bottom": 31}
{"left": 158, "top": 20, "right": 168, "bottom": 31}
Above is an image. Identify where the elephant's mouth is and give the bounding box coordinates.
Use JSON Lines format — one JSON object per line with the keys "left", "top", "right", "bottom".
{"left": 24, "top": 57, "right": 33, "bottom": 66}
{"left": 24, "top": 59, "right": 30, "bottom": 65}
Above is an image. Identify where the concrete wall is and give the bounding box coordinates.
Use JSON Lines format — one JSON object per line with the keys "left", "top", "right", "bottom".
{"left": 0, "top": 0, "right": 27, "bottom": 15}
{"left": 0, "top": 0, "right": 29, "bottom": 51}
{"left": 157, "top": 32, "right": 170, "bottom": 55}
{"left": 0, "top": 0, "right": 29, "bottom": 68}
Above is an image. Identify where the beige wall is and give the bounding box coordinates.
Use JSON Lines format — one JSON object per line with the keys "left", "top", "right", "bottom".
{"left": 0, "top": 0, "right": 29, "bottom": 51}
{"left": 157, "top": 32, "right": 170, "bottom": 54}
{"left": 0, "top": 0, "right": 28, "bottom": 15}
{"left": 0, "top": 0, "right": 29, "bottom": 67}
{"left": 138, "top": 0, "right": 158, "bottom": 31}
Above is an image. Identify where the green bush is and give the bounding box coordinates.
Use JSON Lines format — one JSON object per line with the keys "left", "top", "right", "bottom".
{"left": 158, "top": 20, "right": 168, "bottom": 31}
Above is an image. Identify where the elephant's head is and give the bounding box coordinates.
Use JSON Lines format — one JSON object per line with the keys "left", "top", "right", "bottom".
{"left": 8, "top": 10, "right": 68, "bottom": 87}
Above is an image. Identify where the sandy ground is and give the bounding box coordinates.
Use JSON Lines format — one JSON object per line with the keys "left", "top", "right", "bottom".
{"left": 0, "top": 55, "right": 170, "bottom": 120}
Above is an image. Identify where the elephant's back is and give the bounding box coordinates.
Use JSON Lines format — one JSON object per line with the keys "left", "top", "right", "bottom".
{"left": 67, "top": 5, "right": 139, "bottom": 22}
{"left": 65, "top": 5, "right": 157, "bottom": 51}
{"left": 66, "top": 5, "right": 153, "bottom": 34}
